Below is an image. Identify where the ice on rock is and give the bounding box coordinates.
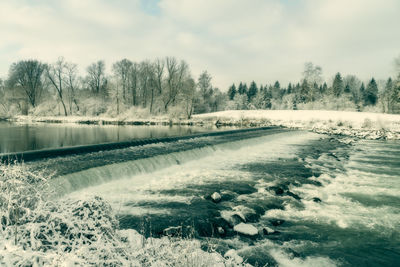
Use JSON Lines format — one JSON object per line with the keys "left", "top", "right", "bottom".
{"left": 224, "top": 249, "right": 243, "bottom": 264}
{"left": 211, "top": 192, "right": 222, "bottom": 203}
{"left": 233, "top": 223, "right": 258, "bottom": 236}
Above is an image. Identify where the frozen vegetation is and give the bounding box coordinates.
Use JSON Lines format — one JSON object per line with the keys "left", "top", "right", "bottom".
{"left": 0, "top": 163, "right": 249, "bottom": 266}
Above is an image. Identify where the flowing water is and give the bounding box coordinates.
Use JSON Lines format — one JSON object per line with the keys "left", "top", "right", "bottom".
{"left": 26, "top": 128, "right": 400, "bottom": 266}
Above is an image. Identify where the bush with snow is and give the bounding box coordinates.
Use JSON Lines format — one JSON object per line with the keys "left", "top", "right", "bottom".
{"left": 0, "top": 163, "right": 248, "bottom": 266}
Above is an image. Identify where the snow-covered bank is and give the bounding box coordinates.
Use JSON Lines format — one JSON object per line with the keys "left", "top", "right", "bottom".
{"left": 194, "top": 110, "right": 400, "bottom": 140}
{"left": 9, "top": 114, "right": 193, "bottom": 126}
{"left": 0, "top": 163, "right": 247, "bottom": 266}
{"left": 6, "top": 109, "right": 400, "bottom": 140}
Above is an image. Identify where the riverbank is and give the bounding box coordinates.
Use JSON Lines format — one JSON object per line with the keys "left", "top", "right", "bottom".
{"left": 194, "top": 110, "right": 400, "bottom": 140}
{"left": 6, "top": 110, "right": 400, "bottom": 140}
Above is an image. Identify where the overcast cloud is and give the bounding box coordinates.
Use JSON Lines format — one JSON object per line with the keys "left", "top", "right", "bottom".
{"left": 0, "top": 0, "right": 399, "bottom": 89}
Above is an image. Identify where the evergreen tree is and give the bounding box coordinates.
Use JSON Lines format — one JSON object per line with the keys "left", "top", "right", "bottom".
{"left": 381, "top": 78, "right": 393, "bottom": 112}
{"left": 332, "top": 72, "right": 344, "bottom": 97}
{"left": 271, "top": 81, "right": 281, "bottom": 99}
{"left": 247, "top": 81, "right": 258, "bottom": 101}
{"left": 322, "top": 82, "right": 328, "bottom": 93}
{"left": 261, "top": 86, "right": 272, "bottom": 109}
{"left": 299, "top": 79, "right": 310, "bottom": 102}
{"left": 344, "top": 83, "right": 351, "bottom": 94}
{"left": 357, "top": 83, "right": 366, "bottom": 107}
{"left": 238, "top": 82, "right": 247, "bottom": 95}
{"left": 287, "top": 83, "right": 293, "bottom": 94}
{"left": 242, "top": 83, "right": 248, "bottom": 95}
{"left": 227, "top": 84, "right": 237, "bottom": 100}
{"left": 364, "top": 78, "right": 378, "bottom": 106}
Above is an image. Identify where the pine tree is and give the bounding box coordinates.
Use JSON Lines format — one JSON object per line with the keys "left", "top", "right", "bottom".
{"left": 344, "top": 84, "right": 351, "bottom": 94}
{"left": 247, "top": 81, "right": 258, "bottom": 102}
{"left": 228, "top": 84, "right": 237, "bottom": 100}
{"left": 242, "top": 83, "right": 248, "bottom": 95}
{"left": 299, "top": 79, "right": 310, "bottom": 102}
{"left": 238, "top": 82, "right": 247, "bottom": 95}
{"left": 332, "top": 72, "right": 344, "bottom": 97}
{"left": 287, "top": 83, "right": 293, "bottom": 94}
{"left": 364, "top": 78, "right": 378, "bottom": 106}
{"left": 271, "top": 81, "right": 281, "bottom": 99}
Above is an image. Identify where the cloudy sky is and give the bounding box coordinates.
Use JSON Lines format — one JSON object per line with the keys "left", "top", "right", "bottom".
{"left": 0, "top": 0, "right": 399, "bottom": 89}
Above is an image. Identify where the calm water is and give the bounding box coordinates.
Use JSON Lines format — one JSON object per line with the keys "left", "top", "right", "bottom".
{"left": 0, "top": 121, "right": 219, "bottom": 153}
{"left": 26, "top": 128, "right": 400, "bottom": 266}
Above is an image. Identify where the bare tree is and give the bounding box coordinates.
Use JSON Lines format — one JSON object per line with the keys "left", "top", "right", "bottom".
{"left": 0, "top": 79, "right": 6, "bottom": 115}
{"left": 129, "top": 63, "right": 139, "bottom": 106}
{"left": 46, "top": 57, "right": 68, "bottom": 116}
{"left": 154, "top": 59, "right": 165, "bottom": 96}
{"left": 197, "top": 71, "right": 212, "bottom": 101}
{"left": 302, "top": 62, "right": 323, "bottom": 101}
{"left": 163, "top": 57, "right": 179, "bottom": 111}
{"left": 112, "top": 59, "right": 132, "bottom": 103}
{"left": 7, "top": 60, "right": 46, "bottom": 108}
{"left": 65, "top": 62, "right": 80, "bottom": 113}
{"left": 86, "top": 61, "right": 107, "bottom": 96}
{"left": 181, "top": 77, "right": 196, "bottom": 119}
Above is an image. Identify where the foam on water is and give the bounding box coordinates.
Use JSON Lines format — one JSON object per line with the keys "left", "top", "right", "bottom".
{"left": 265, "top": 139, "right": 400, "bottom": 232}
{"left": 60, "top": 130, "right": 400, "bottom": 266}
{"left": 64, "top": 131, "right": 320, "bottom": 219}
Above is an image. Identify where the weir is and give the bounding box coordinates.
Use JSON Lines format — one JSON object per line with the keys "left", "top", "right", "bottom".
{"left": 44, "top": 127, "right": 293, "bottom": 195}
{"left": 0, "top": 126, "right": 283, "bottom": 163}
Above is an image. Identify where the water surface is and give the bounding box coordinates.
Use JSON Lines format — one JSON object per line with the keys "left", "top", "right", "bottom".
{"left": 0, "top": 121, "right": 220, "bottom": 153}
{"left": 26, "top": 128, "right": 400, "bottom": 266}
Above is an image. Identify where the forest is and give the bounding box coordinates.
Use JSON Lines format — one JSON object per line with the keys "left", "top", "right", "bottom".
{"left": 0, "top": 57, "right": 399, "bottom": 119}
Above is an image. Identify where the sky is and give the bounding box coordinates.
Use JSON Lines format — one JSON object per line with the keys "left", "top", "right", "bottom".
{"left": 0, "top": 0, "right": 399, "bottom": 90}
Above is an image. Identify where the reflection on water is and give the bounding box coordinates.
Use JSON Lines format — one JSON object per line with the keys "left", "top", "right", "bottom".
{"left": 0, "top": 122, "right": 219, "bottom": 153}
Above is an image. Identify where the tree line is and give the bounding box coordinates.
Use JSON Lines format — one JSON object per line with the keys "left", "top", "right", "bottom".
{"left": 226, "top": 62, "right": 400, "bottom": 113}
{"left": 0, "top": 58, "right": 399, "bottom": 118}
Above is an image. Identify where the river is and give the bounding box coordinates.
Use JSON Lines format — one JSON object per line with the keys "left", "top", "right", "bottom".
{"left": 3, "top": 124, "right": 400, "bottom": 266}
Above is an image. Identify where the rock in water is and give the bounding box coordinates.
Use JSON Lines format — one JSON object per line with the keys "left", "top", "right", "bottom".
{"left": 286, "top": 191, "right": 301, "bottom": 200}
{"left": 262, "top": 227, "right": 277, "bottom": 235}
{"left": 162, "top": 226, "right": 182, "bottom": 237}
{"left": 269, "top": 186, "right": 284, "bottom": 195}
{"left": 217, "top": 227, "right": 225, "bottom": 235}
{"left": 270, "top": 219, "right": 285, "bottom": 226}
{"left": 233, "top": 223, "right": 258, "bottom": 236}
{"left": 312, "top": 197, "right": 322, "bottom": 203}
{"left": 211, "top": 192, "right": 222, "bottom": 203}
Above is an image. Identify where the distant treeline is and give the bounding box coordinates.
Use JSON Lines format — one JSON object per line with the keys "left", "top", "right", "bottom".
{"left": 0, "top": 58, "right": 399, "bottom": 118}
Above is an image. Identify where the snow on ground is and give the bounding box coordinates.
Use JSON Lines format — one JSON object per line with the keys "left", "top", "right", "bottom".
{"left": 0, "top": 163, "right": 248, "bottom": 266}
{"left": 8, "top": 109, "right": 400, "bottom": 139}
{"left": 194, "top": 110, "right": 400, "bottom": 139}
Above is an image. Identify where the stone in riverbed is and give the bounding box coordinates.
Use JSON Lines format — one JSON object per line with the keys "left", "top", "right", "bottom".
{"left": 269, "top": 186, "right": 285, "bottom": 195}
{"left": 312, "top": 197, "right": 322, "bottom": 203}
{"left": 162, "top": 226, "right": 182, "bottom": 237}
{"left": 233, "top": 223, "right": 258, "bottom": 236}
{"left": 270, "top": 219, "right": 285, "bottom": 226}
{"left": 217, "top": 227, "right": 225, "bottom": 235}
{"left": 286, "top": 191, "right": 301, "bottom": 200}
{"left": 211, "top": 192, "right": 222, "bottom": 203}
{"left": 262, "top": 227, "right": 279, "bottom": 235}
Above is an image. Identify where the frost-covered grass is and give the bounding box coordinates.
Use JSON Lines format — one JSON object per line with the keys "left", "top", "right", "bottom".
{"left": 0, "top": 163, "right": 247, "bottom": 266}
